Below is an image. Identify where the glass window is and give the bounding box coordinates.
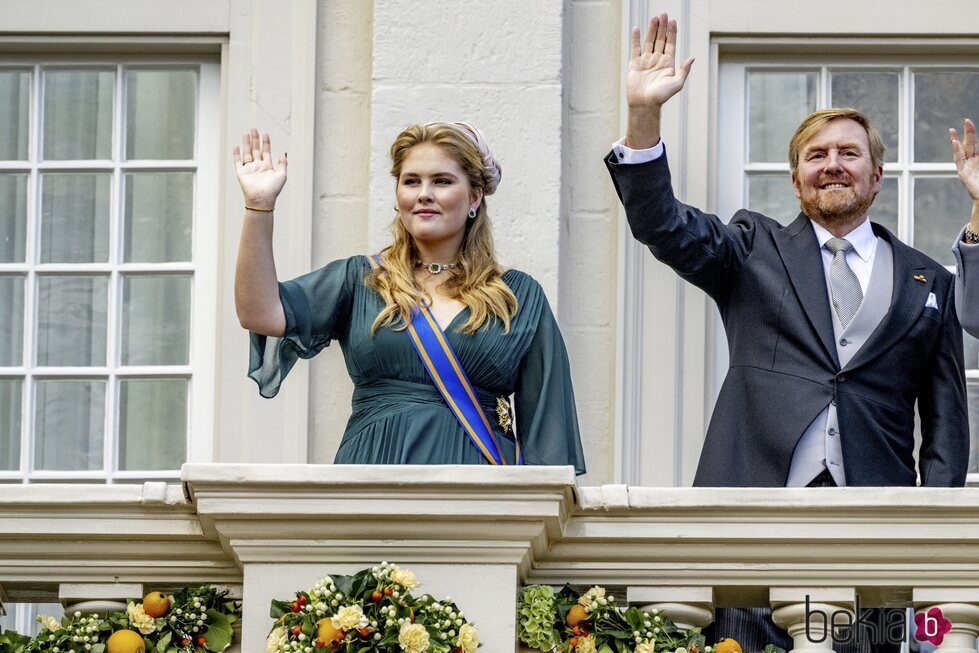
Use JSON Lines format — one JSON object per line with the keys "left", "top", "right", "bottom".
{"left": 0, "top": 62, "right": 205, "bottom": 483}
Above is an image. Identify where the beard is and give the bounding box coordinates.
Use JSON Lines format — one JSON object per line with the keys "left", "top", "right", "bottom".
{"left": 798, "top": 184, "right": 876, "bottom": 226}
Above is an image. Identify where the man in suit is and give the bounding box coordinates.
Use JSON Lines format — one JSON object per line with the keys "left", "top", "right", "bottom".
{"left": 605, "top": 11, "right": 969, "bottom": 652}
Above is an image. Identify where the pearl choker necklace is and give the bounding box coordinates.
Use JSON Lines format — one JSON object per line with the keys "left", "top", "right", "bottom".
{"left": 416, "top": 260, "right": 457, "bottom": 274}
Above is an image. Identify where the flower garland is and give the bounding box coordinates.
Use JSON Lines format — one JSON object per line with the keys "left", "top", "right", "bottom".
{"left": 267, "top": 562, "right": 479, "bottom": 653}
{"left": 517, "top": 585, "right": 784, "bottom": 653}
{"left": 0, "top": 586, "right": 240, "bottom": 653}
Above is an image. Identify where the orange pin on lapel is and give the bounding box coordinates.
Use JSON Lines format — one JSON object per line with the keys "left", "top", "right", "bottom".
{"left": 913, "top": 274, "right": 926, "bottom": 283}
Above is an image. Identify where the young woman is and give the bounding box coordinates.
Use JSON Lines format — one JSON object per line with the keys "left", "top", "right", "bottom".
{"left": 233, "top": 122, "right": 585, "bottom": 472}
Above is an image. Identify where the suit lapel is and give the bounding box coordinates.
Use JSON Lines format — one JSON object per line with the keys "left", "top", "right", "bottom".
{"left": 773, "top": 214, "right": 839, "bottom": 368}
{"left": 843, "top": 225, "right": 933, "bottom": 371}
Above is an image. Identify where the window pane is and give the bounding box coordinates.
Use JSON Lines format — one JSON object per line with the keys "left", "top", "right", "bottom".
{"left": 0, "top": 173, "right": 28, "bottom": 263}
{"left": 913, "top": 176, "right": 973, "bottom": 265}
{"left": 34, "top": 379, "right": 104, "bottom": 470}
{"left": 871, "top": 177, "right": 899, "bottom": 238}
{"left": 0, "top": 379, "right": 21, "bottom": 470}
{"left": 125, "top": 69, "right": 197, "bottom": 160}
{"left": 124, "top": 173, "right": 193, "bottom": 262}
{"left": 121, "top": 275, "right": 191, "bottom": 365}
{"left": 0, "top": 70, "right": 30, "bottom": 160}
{"left": 749, "top": 71, "right": 817, "bottom": 163}
{"left": 37, "top": 275, "right": 108, "bottom": 367}
{"left": 118, "top": 378, "right": 186, "bottom": 470}
{"left": 42, "top": 69, "right": 113, "bottom": 160}
{"left": 40, "top": 173, "right": 111, "bottom": 263}
{"left": 747, "top": 173, "right": 799, "bottom": 225}
{"left": 0, "top": 276, "right": 24, "bottom": 367}
{"left": 831, "top": 71, "right": 899, "bottom": 162}
{"left": 914, "top": 72, "right": 979, "bottom": 163}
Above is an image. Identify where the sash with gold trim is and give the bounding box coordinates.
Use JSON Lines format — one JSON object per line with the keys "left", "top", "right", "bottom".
{"left": 367, "top": 255, "right": 522, "bottom": 466}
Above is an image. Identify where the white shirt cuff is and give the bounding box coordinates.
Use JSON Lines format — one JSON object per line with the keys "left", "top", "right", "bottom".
{"left": 611, "top": 138, "right": 664, "bottom": 164}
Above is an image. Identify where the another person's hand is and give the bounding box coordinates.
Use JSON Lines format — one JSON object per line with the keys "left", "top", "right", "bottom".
{"left": 949, "top": 118, "right": 979, "bottom": 239}
{"left": 233, "top": 128, "right": 288, "bottom": 212}
{"left": 626, "top": 12, "right": 694, "bottom": 111}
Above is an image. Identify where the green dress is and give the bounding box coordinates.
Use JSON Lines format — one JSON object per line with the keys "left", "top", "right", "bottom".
{"left": 249, "top": 256, "right": 586, "bottom": 473}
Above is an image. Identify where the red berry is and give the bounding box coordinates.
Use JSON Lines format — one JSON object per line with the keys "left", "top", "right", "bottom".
{"left": 371, "top": 591, "right": 383, "bottom": 602}
{"left": 383, "top": 587, "right": 393, "bottom": 596}
{"left": 358, "top": 627, "right": 371, "bottom": 637}
{"left": 181, "top": 638, "right": 191, "bottom": 647}
{"left": 573, "top": 626, "right": 581, "bottom": 635}
{"left": 313, "top": 640, "right": 326, "bottom": 649}
{"left": 291, "top": 626, "right": 302, "bottom": 638}
{"left": 292, "top": 602, "right": 302, "bottom": 613}
{"left": 296, "top": 594, "right": 307, "bottom": 606}
{"left": 196, "top": 635, "right": 207, "bottom": 647}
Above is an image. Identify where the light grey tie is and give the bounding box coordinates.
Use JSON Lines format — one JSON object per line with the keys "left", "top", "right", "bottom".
{"left": 825, "top": 237, "right": 862, "bottom": 328}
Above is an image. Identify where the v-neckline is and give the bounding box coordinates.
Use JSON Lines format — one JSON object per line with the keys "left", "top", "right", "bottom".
{"left": 433, "top": 306, "right": 468, "bottom": 335}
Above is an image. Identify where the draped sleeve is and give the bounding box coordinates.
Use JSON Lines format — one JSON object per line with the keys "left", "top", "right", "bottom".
{"left": 248, "top": 256, "right": 365, "bottom": 398}
{"left": 510, "top": 273, "right": 586, "bottom": 475}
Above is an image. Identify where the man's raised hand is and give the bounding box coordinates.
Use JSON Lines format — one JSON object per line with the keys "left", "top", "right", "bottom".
{"left": 624, "top": 12, "right": 694, "bottom": 150}
{"left": 951, "top": 118, "right": 979, "bottom": 202}
{"left": 627, "top": 13, "right": 694, "bottom": 110}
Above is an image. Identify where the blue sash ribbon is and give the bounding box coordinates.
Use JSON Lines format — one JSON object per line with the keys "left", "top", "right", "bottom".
{"left": 367, "top": 255, "right": 522, "bottom": 466}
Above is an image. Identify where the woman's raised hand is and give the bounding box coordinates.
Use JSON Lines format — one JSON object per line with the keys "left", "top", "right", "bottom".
{"left": 233, "top": 128, "right": 288, "bottom": 211}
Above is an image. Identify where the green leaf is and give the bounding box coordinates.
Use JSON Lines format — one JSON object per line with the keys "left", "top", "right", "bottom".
{"left": 91, "top": 644, "right": 106, "bottom": 653}
{"left": 269, "top": 599, "right": 293, "bottom": 619}
{"left": 156, "top": 631, "right": 173, "bottom": 652}
{"left": 202, "top": 609, "right": 234, "bottom": 651}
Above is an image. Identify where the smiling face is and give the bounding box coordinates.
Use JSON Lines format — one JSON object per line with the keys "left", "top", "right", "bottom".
{"left": 396, "top": 142, "right": 481, "bottom": 260}
{"left": 792, "top": 117, "right": 883, "bottom": 232}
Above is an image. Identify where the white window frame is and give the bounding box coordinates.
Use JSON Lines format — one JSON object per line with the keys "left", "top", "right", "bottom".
{"left": 0, "top": 54, "right": 219, "bottom": 483}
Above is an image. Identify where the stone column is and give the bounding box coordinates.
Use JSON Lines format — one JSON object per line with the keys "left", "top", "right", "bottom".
{"left": 771, "top": 588, "right": 855, "bottom": 653}
{"left": 627, "top": 587, "right": 715, "bottom": 630}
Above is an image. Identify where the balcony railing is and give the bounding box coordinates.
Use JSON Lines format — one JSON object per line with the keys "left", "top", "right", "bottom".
{"left": 3, "top": 465, "right": 979, "bottom": 652}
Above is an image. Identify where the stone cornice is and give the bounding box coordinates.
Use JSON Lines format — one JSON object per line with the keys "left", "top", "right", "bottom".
{"left": 0, "top": 482, "right": 239, "bottom": 600}
{"left": 183, "top": 464, "right": 578, "bottom": 574}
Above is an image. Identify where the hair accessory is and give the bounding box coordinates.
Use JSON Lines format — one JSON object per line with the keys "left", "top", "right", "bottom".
{"left": 425, "top": 121, "right": 502, "bottom": 195}
{"left": 416, "top": 260, "right": 457, "bottom": 275}
{"left": 467, "top": 207, "right": 477, "bottom": 219}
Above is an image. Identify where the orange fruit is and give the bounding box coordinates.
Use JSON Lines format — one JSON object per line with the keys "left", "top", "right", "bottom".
{"left": 714, "top": 638, "right": 743, "bottom": 653}
{"left": 141, "top": 592, "right": 171, "bottom": 618}
{"left": 107, "top": 629, "right": 146, "bottom": 653}
{"left": 566, "top": 604, "right": 590, "bottom": 626}
{"left": 315, "top": 618, "right": 345, "bottom": 644}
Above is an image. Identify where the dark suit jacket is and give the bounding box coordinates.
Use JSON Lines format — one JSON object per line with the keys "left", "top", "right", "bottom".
{"left": 606, "top": 150, "right": 969, "bottom": 487}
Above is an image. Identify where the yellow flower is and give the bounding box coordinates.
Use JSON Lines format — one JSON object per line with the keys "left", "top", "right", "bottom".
{"left": 635, "top": 644, "right": 655, "bottom": 653}
{"left": 398, "top": 622, "right": 430, "bottom": 653}
{"left": 266, "top": 626, "right": 288, "bottom": 653}
{"left": 36, "top": 615, "right": 61, "bottom": 631}
{"left": 391, "top": 567, "right": 421, "bottom": 589}
{"left": 126, "top": 602, "right": 157, "bottom": 635}
{"left": 576, "top": 634, "right": 598, "bottom": 653}
{"left": 331, "top": 604, "right": 368, "bottom": 631}
{"left": 457, "top": 623, "right": 479, "bottom": 653}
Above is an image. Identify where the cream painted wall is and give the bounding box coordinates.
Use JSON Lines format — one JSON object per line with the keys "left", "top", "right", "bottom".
{"left": 308, "top": 1, "right": 624, "bottom": 484}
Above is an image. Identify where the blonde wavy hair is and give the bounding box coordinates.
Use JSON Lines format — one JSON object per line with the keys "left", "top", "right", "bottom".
{"left": 367, "top": 122, "right": 518, "bottom": 335}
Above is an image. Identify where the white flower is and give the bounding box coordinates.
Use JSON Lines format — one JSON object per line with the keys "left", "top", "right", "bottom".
{"left": 126, "top": 602, "right": 157, "bottom": 635}
{"left": 390, "top": 568, "right": 421, "bottom": 589}
{"left": 635, "top": 644, "right": 656, "bottom": 653}
{"left": 456, "top": 623, "right": 479, "bottom": 653}
{"left": 676, "top": 648, "right": 689, "bottom": 653}
{"left": 266, "top": 626, "right": 288, "bottom": 653}
{"left": 331, "top": 604, "right": 368, "bottom": 631}
{"left": 579, "top": 586, "right": 606, "bottom": 606}
{"left": 576, "top": 634, "right": 598, "bottom": 653}
{"left": 398, "top": 622, "right": 430, "bottom": 653}
{"left": 36, "top": 615, "right": 62, "bottom": 631}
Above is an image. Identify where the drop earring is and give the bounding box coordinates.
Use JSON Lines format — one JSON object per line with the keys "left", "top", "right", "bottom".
{"left": 467, "top": 207, "right": 477, "bottom": 219}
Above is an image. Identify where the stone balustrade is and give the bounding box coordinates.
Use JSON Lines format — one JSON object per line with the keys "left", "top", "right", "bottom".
{"left": 3, "top": 466, "right": 979, "bottom": 652}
